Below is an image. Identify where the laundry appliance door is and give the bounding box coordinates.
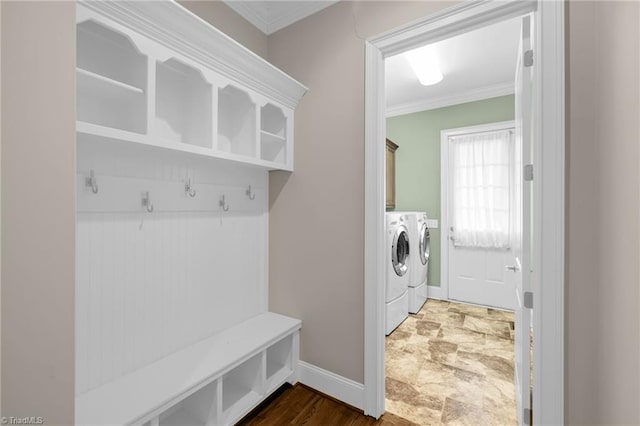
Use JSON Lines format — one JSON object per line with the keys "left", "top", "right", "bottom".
{"left": 392, "top": 226, "right": 410, "bottom": 277}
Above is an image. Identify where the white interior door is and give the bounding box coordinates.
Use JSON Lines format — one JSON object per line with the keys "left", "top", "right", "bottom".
{"left": 512, "top": 14, "right": 533, "bottom": 426}
{"left": 445, "top": 122, "right": 516, "bottom": 311}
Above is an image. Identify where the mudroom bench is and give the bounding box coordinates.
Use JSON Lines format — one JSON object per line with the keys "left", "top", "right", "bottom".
{"left": 76, "top": 313, "right": 301, "bottom": 425}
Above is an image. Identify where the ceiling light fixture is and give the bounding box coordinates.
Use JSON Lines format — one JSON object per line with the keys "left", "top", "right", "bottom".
{"left": 405, "top": 45, "right": 443, "bottom": 86}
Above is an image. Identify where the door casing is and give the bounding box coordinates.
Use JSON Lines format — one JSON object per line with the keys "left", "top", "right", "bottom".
{"left": 363, "top": 1, "right": 565, "bottom": 424}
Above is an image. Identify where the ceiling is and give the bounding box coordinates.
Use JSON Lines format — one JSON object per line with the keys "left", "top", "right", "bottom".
{"left": 223, "top": 1, "right": 338, "bottom": 35}
{"left": 222, "top": 2, "right": 520, "bottom": 115}
{"left": 385, "top": 17, "right": 521, "bottom": 116}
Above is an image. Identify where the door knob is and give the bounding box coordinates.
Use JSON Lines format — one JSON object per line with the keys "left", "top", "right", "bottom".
{"left": 506, "top": 265, "right": 519, "bottom": 272}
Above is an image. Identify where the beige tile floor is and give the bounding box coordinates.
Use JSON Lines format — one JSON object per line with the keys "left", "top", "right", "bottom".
{"left": 385, "top": 299, "right": 517, "bottom": 426}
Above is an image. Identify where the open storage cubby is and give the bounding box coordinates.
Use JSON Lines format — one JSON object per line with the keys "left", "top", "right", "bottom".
{"left": 222, "top": 354, "right": 263, "bottom": 424}
{"left": 260, "top": 104, "right": 287, "bottom": 164}
{"left": 77, "top": 20, "right": 147, "bottom": 134}
{"left": 156, "top": 59, "right": 213, "bottom": 148}
{"left": 218, "top": 85, "right": 257, "bottom": 157}
{"left": 266, "top": 334, "right": 294, "bottom": 393}
{"left": 158, "top": 381, "right": 218, "bottom": 426}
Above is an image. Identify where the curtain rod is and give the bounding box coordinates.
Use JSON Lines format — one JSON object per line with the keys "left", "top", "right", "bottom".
{"left": 448, "top": 127, "right": 515, "bottom": 139}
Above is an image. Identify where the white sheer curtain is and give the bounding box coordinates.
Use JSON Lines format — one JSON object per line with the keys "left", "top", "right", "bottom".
{"left": 451, "top": 129, "right": 514, "bottom": 249}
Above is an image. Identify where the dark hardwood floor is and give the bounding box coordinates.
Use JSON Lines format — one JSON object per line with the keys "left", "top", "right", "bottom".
{"left": 238, "top": 384, "right": 417, "bottom": 426}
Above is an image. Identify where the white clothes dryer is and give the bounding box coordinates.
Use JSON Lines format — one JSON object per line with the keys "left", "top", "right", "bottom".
{"left": 385, "top": 212, "right": 410, "bottom": 335}
{"left": 408, "top": 212, "right": 430, "bottom": 313}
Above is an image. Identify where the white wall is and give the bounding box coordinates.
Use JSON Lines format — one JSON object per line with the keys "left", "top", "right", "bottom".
{"left": 1, "top": 2, "right": 76, "bottom": 423}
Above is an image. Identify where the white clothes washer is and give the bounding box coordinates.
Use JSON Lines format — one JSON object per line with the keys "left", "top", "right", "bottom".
{"left": 385, "top": 212, "right": 410, "bottom": 335}
{"left": 408, "top": 212, "right": 430, "bottom": 313}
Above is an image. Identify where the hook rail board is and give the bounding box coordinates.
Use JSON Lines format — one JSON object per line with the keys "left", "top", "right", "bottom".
{"left": 76, "top": 174, "right": 266, "bottom": 214}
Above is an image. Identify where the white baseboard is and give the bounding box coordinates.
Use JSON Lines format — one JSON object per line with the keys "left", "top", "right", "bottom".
{"left": 297, "top": 361, "right": 364, "bottom": 410}
{"left": 426, "top": 285, "right": 445, "bottom": 300}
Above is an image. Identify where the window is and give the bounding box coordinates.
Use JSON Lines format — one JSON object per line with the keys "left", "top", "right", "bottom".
{"left": 451, "top": 129, "right": 513, "bottom": 249}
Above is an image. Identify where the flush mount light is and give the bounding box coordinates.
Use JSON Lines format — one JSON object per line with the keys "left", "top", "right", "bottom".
{"left": 405, "top": 45, "right": 444, "bottom": 86}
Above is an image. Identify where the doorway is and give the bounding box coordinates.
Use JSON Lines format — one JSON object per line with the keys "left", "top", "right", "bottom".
{"left": 363, "top": 2, "right": 565, "bottom": 425}
{"left": 383, "top": 16, "right": 521, "bottom": 424}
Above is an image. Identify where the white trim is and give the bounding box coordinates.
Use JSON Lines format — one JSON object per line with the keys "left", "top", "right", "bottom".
{"left": 363, "top": 40, "right": 386, "bottom": 418}
{"left": 79, "top": 0, "right": 308, "bottom": 109}
{"left": 532, "top": 2, "right": 565, "bottom": 424}
{"left": 440, "top": 120, "right": 516, "bottom": 306}
{"left": 426, "top": 285, "right": 444, "bottom": 300}
{"left": 297, "top": 361, "right": 364, "bottom": 411}
{"left": 223, "top": 1, "right": 339, "bottom": 35}
{"left": 386, "top": 82, "right": 514, "bottom": 117}
{"left": 365, "top": 1, "right": 565, "bottom": 423}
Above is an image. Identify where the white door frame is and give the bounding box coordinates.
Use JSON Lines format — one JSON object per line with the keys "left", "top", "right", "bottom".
{"left": 363, "top": 1, "right": 565, "bottom": 424}
{"left": 440, "top": 120, "right": 516, "bottom": 307}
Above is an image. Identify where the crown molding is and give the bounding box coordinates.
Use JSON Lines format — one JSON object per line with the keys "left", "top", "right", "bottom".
{"left": 223, "top": 1, "right": 338, "bottom": 35}
{"left": 386, "top": 82, "right": 514, "bottom": 117}
{"left": 79, "top": 0, "right": 307, "bottom": 109}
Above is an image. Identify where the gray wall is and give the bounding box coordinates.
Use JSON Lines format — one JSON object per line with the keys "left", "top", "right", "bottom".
{"left": 566, "top": 1, "right": 640, "bottom": 423}
{"left": 1, "top": 2, "right": 76, "bottom": 423}
{"left": 178, "top": 1, "right": 268, "bottom": 59}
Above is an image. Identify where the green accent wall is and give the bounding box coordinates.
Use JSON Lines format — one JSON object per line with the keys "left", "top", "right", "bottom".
{"left": 386, "top": 95, "right": 515, "bottom": 287}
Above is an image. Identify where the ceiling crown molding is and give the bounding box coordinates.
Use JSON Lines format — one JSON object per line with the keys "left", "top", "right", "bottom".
{"left": 79, "top": 0, "right": 307, "bottom": 109}
{"left": 224, "top": 1, "right": 339, "bottom": 35}
{"left": 386, "top": 82, "right": 514, "bottom": 117}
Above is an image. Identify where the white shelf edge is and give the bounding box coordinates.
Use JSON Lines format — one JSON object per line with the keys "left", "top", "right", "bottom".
{"left": 77, "top": 122, "right": 292, "bottom": 171}
{"left": 266, "top": 366, "right": 294, "bottom": 394}
{"left": 221, "top": 390, "right": 261, "bottom": 425}
{"left": 77, "top": 67, "right": 144, "bottom": 94}
{"left": 77, "top": 121, "right": 148, "bottom": 144}
{"left": 260, "top": 130, "right": 286, "bottom": 144}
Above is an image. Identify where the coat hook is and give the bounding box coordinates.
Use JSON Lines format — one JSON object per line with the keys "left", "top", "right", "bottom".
{"left": 219, "top": 194, "right": 230, "bottom": 212}
{"left": 142, "top": 191, "right": 154, "bottom": 213}
{"left": 185, "top": 178, "right": 196, "bottom": 198}
{"left": 85, "top": 169, "right": 98, "bottom": 194}
{"left": 246, "top": 185, "right": 256, "bottom": 200}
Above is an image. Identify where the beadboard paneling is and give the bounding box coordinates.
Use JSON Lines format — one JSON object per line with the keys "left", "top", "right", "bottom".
{"left": 76, "top": 142, "right": 268, "bottom": 394}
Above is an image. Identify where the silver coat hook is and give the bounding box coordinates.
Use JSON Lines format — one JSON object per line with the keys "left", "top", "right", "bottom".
{"left": 219, "top": 194, "right": 230, "bottom": 212}
{"left": 142, "top": 191, "right": 154, "bottom": 213}
{"left": 185, "top": 178, "right": 196, "bottom": 198}
{"left": 246, "top": 185, "right": 256, "bottom": 200}
{"left": 85, "top": 169, "right": 98, "bottom": 194}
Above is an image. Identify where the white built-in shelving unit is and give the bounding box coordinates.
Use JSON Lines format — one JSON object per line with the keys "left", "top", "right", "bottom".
{"left": 75, "top": 1, "right": 306, "bottom": 425}
{"left": 76, "top": 1, "right": 303, "bottom": 172}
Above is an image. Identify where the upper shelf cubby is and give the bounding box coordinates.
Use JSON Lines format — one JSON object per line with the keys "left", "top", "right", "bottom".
{"left": 76, "top": 1, "right": 307, "bottom": 171}
{"left": 155, "top": 59, "right": 213, "bottom": 148}
{"left": 218, "top": 86, "right": 256, "bottom": 157}
{"left": 76, "top": 20, "right": 147, "bottom": 134}
{"left": 261, "top": 104, "right": 286, "bottom": 138}
{"left": 260, "top": 104, "right": 287, "bottom": 165}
